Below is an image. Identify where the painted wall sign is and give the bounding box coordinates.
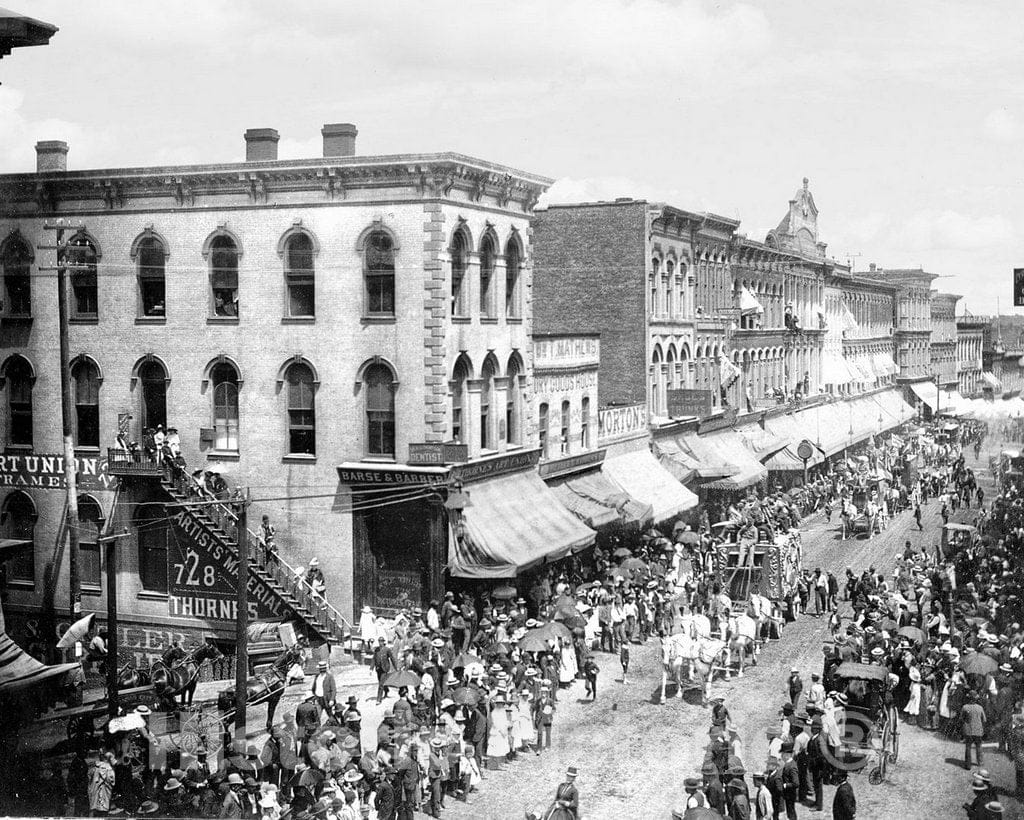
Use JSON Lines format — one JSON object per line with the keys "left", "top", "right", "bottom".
{"left": 0, "top": 452, "right": 118, "bottom": 491}
{"left": 167, "top": 509, "right": 284, "bottom": 622}
{"left": 533, "top": 371, "right": 598, "bottom": 393}
{"left": 407, "top": 442, "right": 469, "bottom": 465}
{"left": 337, "top": 466, "right": 448, "bottom": 486}
{"left": 537, "top": 448, "right": 606, "bottom": 480}
{"left": 597, "top": 403, "right": 648, "bottom": 443}
{"left": 450, "top": 448, "right": 541, "bottom": 484}
{"left": 533, "top": 335, "right": 600, "bottom": 369}
{"left": 667, "top": 389, "right": 713, "bottom": 420}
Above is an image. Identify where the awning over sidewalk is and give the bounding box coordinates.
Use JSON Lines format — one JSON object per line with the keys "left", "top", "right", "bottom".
{"left": 909, "top": 381, "right": 943, "bottom": 411}
{"left": 673, "top": 432, "right": 740, "bottom": 479}
{"left": 549, "top": 470, "right": 653, "bottom": 530}
{"left": 872, "top": 352, "right": 897, "bottom": 376}
{"left": 695, "top": 430, "right": 769, "bottom": 491}
{"left": 651, "top": 437, "right": 700, "bottom": 483}
{"left": 982, "top": 372, "right": 1002, "bottom": 390}
{"left": 822, "top": 352, "right": 852, "bottom": 385}
{"left": 451, "top": 471, "right": 596, "bottom": 578}
{"left": 734, "top": 422, "right": 791, "bottom": 460}
{"left": 602, "top": 449, "right": 698, "bottom": 523}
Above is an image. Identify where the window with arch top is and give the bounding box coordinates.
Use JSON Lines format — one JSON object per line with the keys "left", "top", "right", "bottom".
{"left": 5, "top": 355, "right": 33, "bottom": 447}
{"left": 71, "top": 358, "right": 100, "bottom": 448}
{"left": 364, "top": 231, "right": 395, "bottom": 316}
{"left": 480, "top": 357, "right": 496, "bottom": 451}
{"left": 506, "top": 354, "right": 522, "bottom": 446}
{"left": 285, "top": 361, "right": 316, "bottom": 455}
{"left": 210, "top": 235, "right": 239, "bottom": 317}
{"left": 211, "top": 362, "right": 240, "bottom": 451}
{"left": 364, "top": 364, "right": 396, "bottom": 457}
{"left": 68, "top": 235, "right": 98, "bottom": 321}
{"left": 285, "top": 232, "right": 315, "bottom": 318}
{"left": 137, "top": 236, "right": 166, "bottom": 317}
{"left": 450, "top": 230, "right": 469, "bottom": 318}
{"left": 451, "top": 357, "right": 470, "bottom": 445}
{"left": 77, "top": 494, "right": 103, "bottom": 588}
{"left": 1, "top": 234, "right": 31, "bottom": 317}
{"left": 1, "top": 491, "right": 36, "bottom": 584}
{"left": 480, "top": 233, "right": 496, "bottom": 318}
{"left": 505, "top": 238, "right": 521, "bottom": 318}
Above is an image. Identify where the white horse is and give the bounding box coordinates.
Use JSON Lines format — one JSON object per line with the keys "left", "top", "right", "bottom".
{"left": 724, "top": 612, "right": 758, "bottom": 678}
{"left": 749, "top": 593, "right": 784, "bottom": 643}
{"left": 659, "top": 632, "right": 726, "bottom": 705}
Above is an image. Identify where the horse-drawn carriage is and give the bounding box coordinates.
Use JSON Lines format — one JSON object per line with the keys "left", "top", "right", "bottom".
{"left": 832, "top": 661, "right": 899, "bottom": 785}
{"left": 940, "top": 522, "right": 978, "bottom": 561}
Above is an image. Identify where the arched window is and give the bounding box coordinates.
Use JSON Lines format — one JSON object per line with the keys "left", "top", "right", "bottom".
{"left": 479, "top": 234, "right": 496, "bottom": 318}
{"left": 663, "top": 259, "right": 674, "bottom": 317}
{"left": 137, "top": 237, "right": 166, "bottom": 317}
{"left": 211, "top": 362, "right": 240, "bottom": 451}
{"left": 650, "top": 257, "right": 661, "bottom": 315}
{"left": 480, "top": 357, "right": 497, "bottom": 451}
{"left": 1, "top": 234, "right": 31, "bottom": 316}
{"left": 560, "top": 400, "right": 571, "bottom": 455}
{"left": 77, "top": 495, "right": 103, "bottom": 588}
{"left": 285, "top": 233, "right": 315, "bottom": 318}
{"left": 285, "top": 362, "right": 316, "bottom": 455}
{"left": 364, "top": 231, "right": 395, "bottom": 317}
{"left": 5, "top": 356, "right": 33, "bottom": 447}
{"left": 538, "top": 402, "right": 549, "bottom": 458}
{"left": 68, "top": 235, "right": 98, "bottom": 320}
{"left": 71, "top": 358, "right": 100, "bottom": 448}
{"left": 364, "top": 364, "right": 396, "bottom": 457}
{"left": 450, "top": 230, "right": 469, "bottom": 318}
{"left": 581, "top": 396, "right": 591, "bottom": 450}
{"left": 138, "top": 359, "right": 168, "bottom": 431}
{"left": 506, "top": 354, "right": 522, "bottom": 446}
{"left": 1, "top": 491, "right": 35, "bottom": 584}
{"left": 134, "top": 502, "right": 168, "bottom": 593}
{"left": 210, "top": 235, "right": 239, "bottom": 317}
{"left": 451, "top": 355, "right": 471, "bottom": 445}
{"left": 505, "top": 237, "right": 521, "bottom": 318}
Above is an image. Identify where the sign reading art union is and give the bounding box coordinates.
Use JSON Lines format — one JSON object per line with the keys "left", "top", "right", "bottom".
{"left": 0, "top": 452, "right": 118, "bottom": 491}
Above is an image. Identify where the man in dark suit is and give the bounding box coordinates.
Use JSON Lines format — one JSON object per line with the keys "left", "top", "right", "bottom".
{"left": 780, "top": 741, "right": 800, "bottom": 820}
{"left": 374, "top": 766, "right": 397, "bottom": 820}
{"left": 832, "top": 768, "right": 856, "bottom": 820}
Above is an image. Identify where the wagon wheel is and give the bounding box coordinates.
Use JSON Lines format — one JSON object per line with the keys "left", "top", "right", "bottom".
{"left": 66, "top": 716, "right": 81, "bottom": 742}
{"left": 174, "top": 707, "right": 222, "bottom": 757}
{"left": 889, "top": 708, "right": 900, "bottom": 762}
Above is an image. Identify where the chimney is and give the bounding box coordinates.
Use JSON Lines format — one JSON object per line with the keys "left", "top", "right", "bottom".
{"left": 244, "top": 128, "right": 279, "bottom": 162}
{"left": 35, "top": 140, "right": 68, "bottom": 173}
{"left": 869, "top": 263, "right": 877, "bottom": 272}
{"left": 321, "top": 123, "right": 358, "bottom": 158}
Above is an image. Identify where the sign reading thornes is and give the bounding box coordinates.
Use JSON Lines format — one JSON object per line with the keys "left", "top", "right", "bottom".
{"left": 667, "top": 389, "right": 713, "bottom": 420}
{"left": 167, "top": 508, "right": 284, "bottom": 622}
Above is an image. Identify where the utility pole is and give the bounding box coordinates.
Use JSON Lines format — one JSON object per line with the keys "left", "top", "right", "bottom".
{"left": 98, "top": 525, "right": 130, "bottom": 719}
{"left": 234, "top": 493, "right": 250, "bottom": 740}
{"left": 40, "top": 220, "right": 88, "bottom": 619}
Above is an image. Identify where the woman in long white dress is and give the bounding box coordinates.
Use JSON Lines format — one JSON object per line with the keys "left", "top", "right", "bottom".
{"left": 487, "top": 698, "right": 511, "bottom": 763}
{"left": 558, "top": 637, "right": 578, "bottom": 684}
{"left": 905, "top": 666, "right": 922, "bottom": 718}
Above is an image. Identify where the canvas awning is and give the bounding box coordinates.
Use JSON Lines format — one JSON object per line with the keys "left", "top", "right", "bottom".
{"left": 739, "top": 285, "right": 764, "bottom": 315}
{"left": 652, "top": 437, "right": 699, "bottom": 483}
{"left": 0, "top": 597, "right": 79, "bottom": 692}
{"left": 822, "top": 352, "right": 852, "bottom": 385}
{"left": 734, "top": 423, "right": 790, "bottom": 460}
{"left": 674, "top": 432, "right": 740, "bottom": 479}
{"left": 872, "top": 352, "right": 896, "bottom": 376}
{"left": 451, "top": 471, "right": 596, "bottom": 578}
{"left": 695, "top": 430, "right": 769, "bottom": 490}
{"left": 549, "top": 470, "right": 653, "bottom": 529}
{"left": 602, "top": 449, "right": 698, "bottom": 523}
{"left": 982, "top": 372, "right": 1002, "bottom": 390}
{"left": 909, "top": 381, "right": 941, "bottom": 410}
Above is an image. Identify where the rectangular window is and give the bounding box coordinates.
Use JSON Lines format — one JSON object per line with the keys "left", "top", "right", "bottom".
{"left": 71, "top": 272, "right": 98, "bottom": 319}
{"left": 538, "top": 403, "right": 548, "bottom": 458}
{"left": 287, "top": 376, "right": 316, "bottom": 456}
{"left": 560, "top": 400, "right": 570, "bottom": 455}
{"left": 8, "top": 545, "right": 34, "bottom": 584}
{"left": 212, "top": 270, "right": 238, "bottom": 317}
{"left": 139, "top": 533, "right": 167, "bottom": 593}
{"left": 5, "top": 273, "right": 30, "bottom": 316}
{"left": 9, "top": 382, "right": 32, "bottom": 448}
{"left": 80, "top": 542, "right": 101, "bottom": 588}
{"left": 366, "top": 274, "right": 394, "bottom": 315}
{"left": 581, "top": 397, "right": 590, "bottom": 449}
{"left": 140, "top": 277, "right": 166, "bottom": 317}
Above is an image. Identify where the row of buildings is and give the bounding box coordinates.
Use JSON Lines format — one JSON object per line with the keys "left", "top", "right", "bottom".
{"left": 0, "top": 126, "right": 1010, "bottom": 660}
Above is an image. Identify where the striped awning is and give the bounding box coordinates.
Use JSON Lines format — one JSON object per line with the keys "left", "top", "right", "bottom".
{"left": 602, "top": 449, "right": 698, "bottom": 523}
{"left": 0, "top": 631, "right": 80, "bottom": 693}
{"left": 550, "top": 470, "right": 653, "bottom": 529}
{"left": 450, "top": 470, "right": 596, "bottom": 578}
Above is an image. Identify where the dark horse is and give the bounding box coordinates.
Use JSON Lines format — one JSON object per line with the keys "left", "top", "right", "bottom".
{"left": 217, "top": 646, "right": 303, "bottom": 733}
{"left": 117, "top": 660, "right": 152, "bottom": 689}
{"left": 151, "top": 643, "right": 223, "bottom": 709}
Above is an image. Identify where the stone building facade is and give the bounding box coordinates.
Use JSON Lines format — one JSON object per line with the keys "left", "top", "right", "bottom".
{"left": 929, "top": 292, "right": 961, "bottom": 388}
{"left": 956, "top": 316, "right": 986, "bottom": 397}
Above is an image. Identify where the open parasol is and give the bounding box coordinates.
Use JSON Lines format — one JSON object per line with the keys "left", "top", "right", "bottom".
{"left": 878, "top": 618, "right": 898, "bottom": 632}
{"left": 618, "top": 557, "right": 648, "bottom": 573}
{"left": 683, "top": 809, "right": 724, "bottom": 820}
{"left": 491, "top": 584, "right": 518, "bottom": 600}
{"left": 612, "top": 547, "right": 632, "bottom": 559}
{"left": 382, "top": 670, "right": 423, "bottom": 689}
{"left": 57, "top": 613, "right": 96, "bottom": 650}
{"left": 675, "top": 531, "right": 700, "bottom": 546}
{"left": 897, "top": 626, "right": 925, "bottom": 644}
{"left": 452, "top": 686, "right": 481, "bottom": 706}
{"left": 453, "top": 652, "right": 482, "bottom": 668}
{"left": 517, "top": 633, "right": 554, "bottom": 653}
{"left": 961, "top": 653, "right": 998, "bottom": 676}
{"left": 530, "top": 621, "right": 572, "bottom": 642}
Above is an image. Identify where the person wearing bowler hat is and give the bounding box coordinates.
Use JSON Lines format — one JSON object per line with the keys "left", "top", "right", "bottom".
{"left": 221, "top": 773, "right": 245, "bottom": 818}
{"left": 728, "top": 772, "right": 751, "bottom": 820}
{"left": 426, "top": 737, "right": 449, "bottom": 817}
{"left": 806, "top": 716, "right": 828, "bottom": 811}
{"left": 780, "top": 740, "right": 799, "bottom": 820}
{"left": 546, "top": 765, "right": 579, "bottom": 820}
{"left": 701, "top": 761, "right": 726, "bottom": 814}
{"left": 751, "top": 771, "right": 773, "bottom": 820}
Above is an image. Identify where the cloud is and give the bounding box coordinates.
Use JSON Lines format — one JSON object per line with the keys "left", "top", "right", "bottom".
{"left": 0, "top": 87, "right": 95, "bottom": 172}
{"left": 900, "top": 210, "right": 1016, "bottom": 252}
{"left": 984, "top": 108, "right": 1021, "bottom": 143}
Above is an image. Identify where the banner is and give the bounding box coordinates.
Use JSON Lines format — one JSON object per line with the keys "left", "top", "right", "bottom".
{"left": 0, "top": 452, "right": 117, "bottom": 491}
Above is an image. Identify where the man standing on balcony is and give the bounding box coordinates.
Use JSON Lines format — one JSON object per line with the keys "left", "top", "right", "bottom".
{"left": 311, "top": 660, "right": 336, "bottom": 721}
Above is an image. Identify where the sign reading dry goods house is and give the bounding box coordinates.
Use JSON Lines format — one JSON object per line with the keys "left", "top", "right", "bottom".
{"left": 166, "top": 508, "right": 284, "bottom": 622}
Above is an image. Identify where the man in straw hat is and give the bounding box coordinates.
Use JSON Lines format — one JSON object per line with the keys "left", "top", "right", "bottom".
{"left": 310, "top": 658, "right": 337, "bottom": 720}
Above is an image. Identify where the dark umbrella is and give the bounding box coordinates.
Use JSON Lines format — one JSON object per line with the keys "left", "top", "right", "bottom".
{"left": 452, "top": 686, "right": 481, "bottom": 706}
{"left": 491, "top": 585, "right": 517, "bottom": 600}
{"left": 897, "top": 626, "right": 925, "bottom": 644}
{"left": 618, "top": 557, "right": 648, "bottom": 573}
{"left": 612, "top": 547, "right": 632, "bottom": 559}
{"left": 962, "top": 654, "right": 998, "bottom": 676}
{"left": 382, "top": 670, "right": 423, "bottom": 689}
{"left": 530, "top": 621, "right": 572, "bottom": 642}
{"left": 676, "top": 531, "right": 700, "bottom": 546}
{"left": 453, "top": 652, "right": 482, "bottom": 668}
{"left": 683, "top": 809, "right": 723, "bottom": 820}
{"left": 559, "top": 614, "right": 587, "bottom": 631}
{"left": 517, "top": 633, "right": 553, "bottom": 653}
{"left": 487, "top": 642, "right": 510, "bottom": 656}
{"left": 879, "top": 618, "right": 898, "bottom": 632}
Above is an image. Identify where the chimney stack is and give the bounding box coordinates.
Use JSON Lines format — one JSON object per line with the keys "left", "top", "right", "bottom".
{"left": 244, "top": 128, "right": 279, "bottom": 162}
{"left": 321, "top": 123, "right": 358, "bottom": 158}
{"left": 869, "top": 263, "right": 877, "bottom": 272}
{"left": 35, "top": 140, "right": 68, "bottom": 173}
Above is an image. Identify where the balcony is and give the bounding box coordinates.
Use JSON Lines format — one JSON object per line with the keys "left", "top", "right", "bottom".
{"left": 106, "top": 448, "right": 163, "bottom": 477}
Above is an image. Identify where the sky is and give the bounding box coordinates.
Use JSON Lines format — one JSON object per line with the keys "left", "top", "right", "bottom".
{"left": 2, "top": 0, "right": 1022, "bottom": 314}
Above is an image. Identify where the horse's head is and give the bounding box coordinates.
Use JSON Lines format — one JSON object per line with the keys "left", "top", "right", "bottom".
{"left": 196, "top": 642, "right": 224, "bottom": 663}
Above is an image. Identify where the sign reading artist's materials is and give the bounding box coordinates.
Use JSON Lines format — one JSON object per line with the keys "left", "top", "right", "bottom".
{"left": 166, "top": 507, "right": 283, "bottom": 621}
{"left": 667, "top": 389, "right": 714, "bottom": 420}
{"left": 0, "top": 452, "right": 118, "bottom": 491}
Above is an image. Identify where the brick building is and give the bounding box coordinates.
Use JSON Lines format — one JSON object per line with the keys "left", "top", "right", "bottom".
{"left": 0, "top": 125, "right": 576, "bottom": 655}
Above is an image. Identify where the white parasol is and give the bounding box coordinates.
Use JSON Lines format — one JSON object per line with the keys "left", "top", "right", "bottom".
{"left": 57, "top": 613, "right": 96, "bottom": 650}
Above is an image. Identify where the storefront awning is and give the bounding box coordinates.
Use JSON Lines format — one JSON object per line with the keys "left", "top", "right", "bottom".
{"left": 739, "top": 285, "right": 764, "bottom": 315}
{"left": 822, "top": 352, "right": 852, "bottom": 385}
{"left": 909, "top": 381, "right": 941, "bottom": 410}
{"left": 451, "top": 471, "right": 596, "bottom": 578}
{"left": 674, "top": 433, "right": 740, "bottom": 479}
{"left": 602, "top": 449, "right": 698, "bottom": 523}
{"left": 982, "top": 371, "right": 1002, "bottom": 390}
{"left": 695, "top": 430, "right": 769, "bottom": 491}
{"left": 734, "top": 423, "right": 790, "bottom": 459}
{"left": 872, "top": 353, "right": 896, "bottom": 377}
{"left": 550, "top": 470, "right": 653, "bottom": 530}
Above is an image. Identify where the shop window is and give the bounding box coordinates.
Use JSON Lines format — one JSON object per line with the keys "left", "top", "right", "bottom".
{"left": 68, "top": 236, "right": 98, "bottom": 320}
{"left": 5, "top": 355, "right": 33, "bottom": 447}
{"left": 1, "top": 235, "right": 31, "bottom": 317}
{"left": 212, "top": 362, "right": 240, "bottom": 451}
{"left": 286, "top": 362, "right": 316, "bottom": 456}
{"left": 210, "top": 235, "right": 239, "bottom": 317}
{"left": 1, "top": 491, "right": 35, "bottom": 584}
{"left": 71, "top": 357, "right": 101, "bottom": 448}
{"left": 365, "top": 364, "right": 396, "bottom": 457}
{"left": 364, "top": 230, "right": 395, "bottom": 317}
{"left": 285, "top": 232, "right": 315, "bottom": 318}
{"left": 137, "top": 237, "right": 166, "bottom": 317}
